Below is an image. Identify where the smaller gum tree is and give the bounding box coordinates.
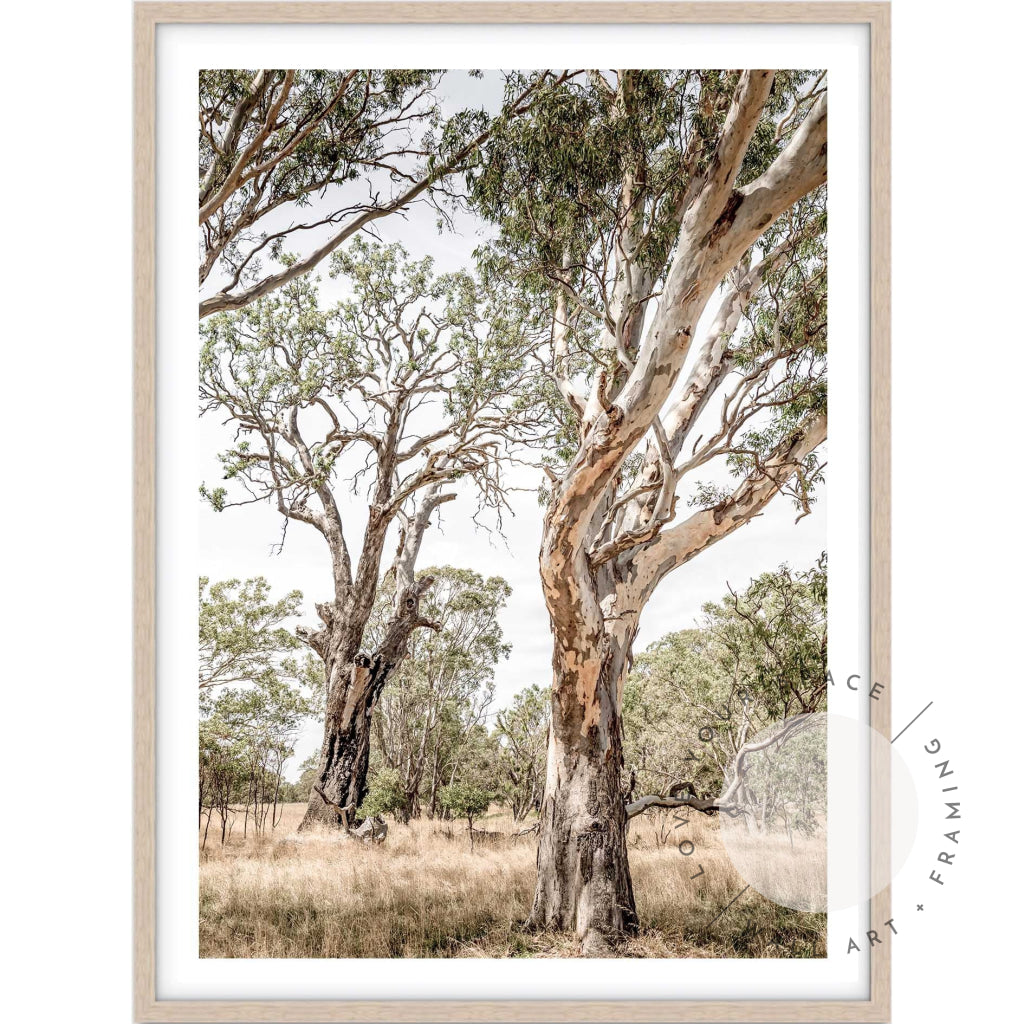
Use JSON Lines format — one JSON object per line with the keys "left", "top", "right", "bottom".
{"left": 439, "top": 781, "right": 494, "bottom": 849}
{"left": 200, "top": 239, "right": 552, "bottom": 830}
{"left": 198, "top": 576, "right": 321, "bottom": 844}
{"left": 371, "top": 567, "right": 511, "bottom": 822}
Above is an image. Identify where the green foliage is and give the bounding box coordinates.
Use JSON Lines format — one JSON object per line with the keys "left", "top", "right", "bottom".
{"left": 473, "top": 70, "right": 814, "bottom": 271}
{"left": 469, "top": 71, "right": 818, "bottom": 426}
{"left": 624, "top": 555, "right": 827, "bottom": 802}
{"left": 704, "top": 554, "right": 827, "bottom": 722}
{"left": 368, "top": 567, "right": 511, "bottom": 822}
{"left": 495, "top": 684, "right": 550, "bottom": 821}
{"left": 198, "top": 575, "right": 305, "bottom": 690}
{"left": 198, "top": 576, "right": 323, "bottom": 844}
{"left": 438, "top": 780, "right": 494, "bottom": 828}
{"left": 358, "top": 766, "right": 409, "bottom": 820}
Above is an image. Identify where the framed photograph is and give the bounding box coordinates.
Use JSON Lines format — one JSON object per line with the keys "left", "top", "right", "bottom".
{"left": 134, "top": 2, "right": 891, "bottom": 1020}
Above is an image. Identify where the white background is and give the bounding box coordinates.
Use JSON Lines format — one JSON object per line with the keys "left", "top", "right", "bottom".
{"left": 1, "top": 0, "right": 1019, "bottom": 1021}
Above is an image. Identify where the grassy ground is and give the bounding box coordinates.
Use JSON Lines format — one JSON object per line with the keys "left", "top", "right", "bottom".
{"left": 199, "top": 804, "right": 826, "bottom": 958}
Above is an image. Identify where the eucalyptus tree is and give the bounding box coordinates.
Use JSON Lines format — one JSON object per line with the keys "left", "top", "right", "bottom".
{"left": 439, "top": 780, "right": 494, "bottom": 848}
{"left": 200, "top": 240, "right": 549, "bottom": 830}
{"left": 472, "top": 69, "right": 828, "bottom": 949}
{"left": 198, "top": 577, "right": 320, "bottom": 844}
{"left": 423, "top": 692, "right": 501, "bottom": 820}
{"left": 495, "top": 684, "right": 550, "bottom": 822}
{"left": 623, "top": 557, "right": 828, "bottom": 819}
{"left": 198, "top": 69, "right": 559, "bottom": 317}
{"left": 200, "top": 675, "right": 312, "bottom": 843}
{"left": 622, "top": 628, "right": 726, "bottom": 805}
{"left": 371, "top": 567, "right": 510, "bottom": 821}
{"left": 198, "top": 575, "right": 304, "bottom": 690}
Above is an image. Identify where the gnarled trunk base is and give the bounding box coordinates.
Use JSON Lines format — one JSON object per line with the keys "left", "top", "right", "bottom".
{"left": 298, "top": 577, "right": 439, "bottom": 832}
{"left": 298, "top": 654, "right": 385, "bottom": 831}
{"left": 527, "top": 625, "right": 638, "bottom": 954}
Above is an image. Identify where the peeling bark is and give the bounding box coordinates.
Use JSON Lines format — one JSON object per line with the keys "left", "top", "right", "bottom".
{"left": 529, "top": 73, "right": 829, "bottom": 945}
{"left": 531, "top": 530, "right": 641, "bottom": 950}
{"left": 529, "top": 715, "right": 638, "bottom": 955}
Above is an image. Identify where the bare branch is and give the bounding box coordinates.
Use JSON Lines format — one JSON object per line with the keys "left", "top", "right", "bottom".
{"left": 633, "top": 412, "right": 827, "bottom": 602}
{"left": 200, "top": 75, "right": 554, "bottom": 318}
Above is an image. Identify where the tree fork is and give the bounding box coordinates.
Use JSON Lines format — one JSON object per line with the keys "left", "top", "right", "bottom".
{"left": 297, "top": 577, "right": 440, "bottom": 831}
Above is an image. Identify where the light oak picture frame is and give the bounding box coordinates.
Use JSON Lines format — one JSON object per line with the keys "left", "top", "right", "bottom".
{"left": 134, "top": 3, "right": 891, "bottom": 1020}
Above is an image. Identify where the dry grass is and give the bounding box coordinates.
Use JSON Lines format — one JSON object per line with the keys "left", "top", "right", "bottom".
{"left": 199, "top": 804, "right": 825, "bottom": 958}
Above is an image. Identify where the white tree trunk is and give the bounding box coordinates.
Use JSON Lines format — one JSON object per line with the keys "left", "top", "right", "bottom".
{"left": 530, "top": 72, "right": 829, "bottom": 943}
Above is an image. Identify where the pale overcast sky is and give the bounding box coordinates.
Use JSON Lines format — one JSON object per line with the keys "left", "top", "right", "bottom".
{"left": 198, "top": 71, "right": 827, "bottom": 773}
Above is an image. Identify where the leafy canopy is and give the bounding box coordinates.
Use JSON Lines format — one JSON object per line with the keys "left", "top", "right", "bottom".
{"left": 199, "top": 575, "right": 303, "bottom": 690}
{"left": 624, "top": 555, "right": 827, "bottom": 798}
{"left": 199, "top": 70, "right": 491, "bottom": 296}
{"left": 200, "top": 239, "right": 554, "bottom": 530}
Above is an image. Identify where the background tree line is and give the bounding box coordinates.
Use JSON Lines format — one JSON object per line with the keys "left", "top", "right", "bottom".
{"left": 198, "top": 577, "right": 322, "bottom": 846}
{"left": 198, "top": 555, "right": 824, "bottom": 844}
{"left": 622, "top": 554, "right": 827, "bottom": 837}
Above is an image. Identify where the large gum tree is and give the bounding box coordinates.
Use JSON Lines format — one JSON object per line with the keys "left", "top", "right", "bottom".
{"left": 472, "top": 69, "right": 828, "bottom": 951}
{"left": 200, "top": 239, "right": 549, "bottom": 830}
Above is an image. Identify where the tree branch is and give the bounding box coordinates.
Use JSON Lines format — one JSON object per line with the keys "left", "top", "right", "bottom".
{"left": 627, "top": 716, "right": 818, "bottom": 820}
{"left": 626, "top": 793, "right": 735, "bottom": 818}
{"left": 199, "top": 77, "right": 552, "bottom": 318}
{"left": 612, "top": 217, "right": 824, "bottom": 544}
{"left": 633, "top": 412, "right": 826, "bottom": 603}
{"left": 198, "top": 70, "right": 295, "bottom": 226}
{"left": 543, "top": 73, "right": 792, "bottom": 562}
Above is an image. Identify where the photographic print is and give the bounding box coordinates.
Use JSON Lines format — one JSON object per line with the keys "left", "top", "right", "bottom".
{"left": 135, "top": 5, "right": 890, "bottom": 1019}
{"left": 196, "top": 64, "right": 829, "bottom": 960}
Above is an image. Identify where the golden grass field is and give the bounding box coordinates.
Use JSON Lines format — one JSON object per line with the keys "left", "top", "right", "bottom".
{"left": 199, "top": 804, "right": 826, "bottom": 959}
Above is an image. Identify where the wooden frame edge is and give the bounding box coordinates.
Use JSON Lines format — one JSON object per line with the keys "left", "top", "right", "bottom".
{"left": 133, "top": 3, "right": 892, "bottom": 1021}
{"left": 137, "top": 999, "right": 892, "bottom": 1023}
{"left": 134, "top": 1, "right": 892, "bottom": 24}
{"left": 134, "top": 2, "right": 158, "bottom": 1022}
{"left": 868, "top": 2, "right": 892, "bottom": 1021}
